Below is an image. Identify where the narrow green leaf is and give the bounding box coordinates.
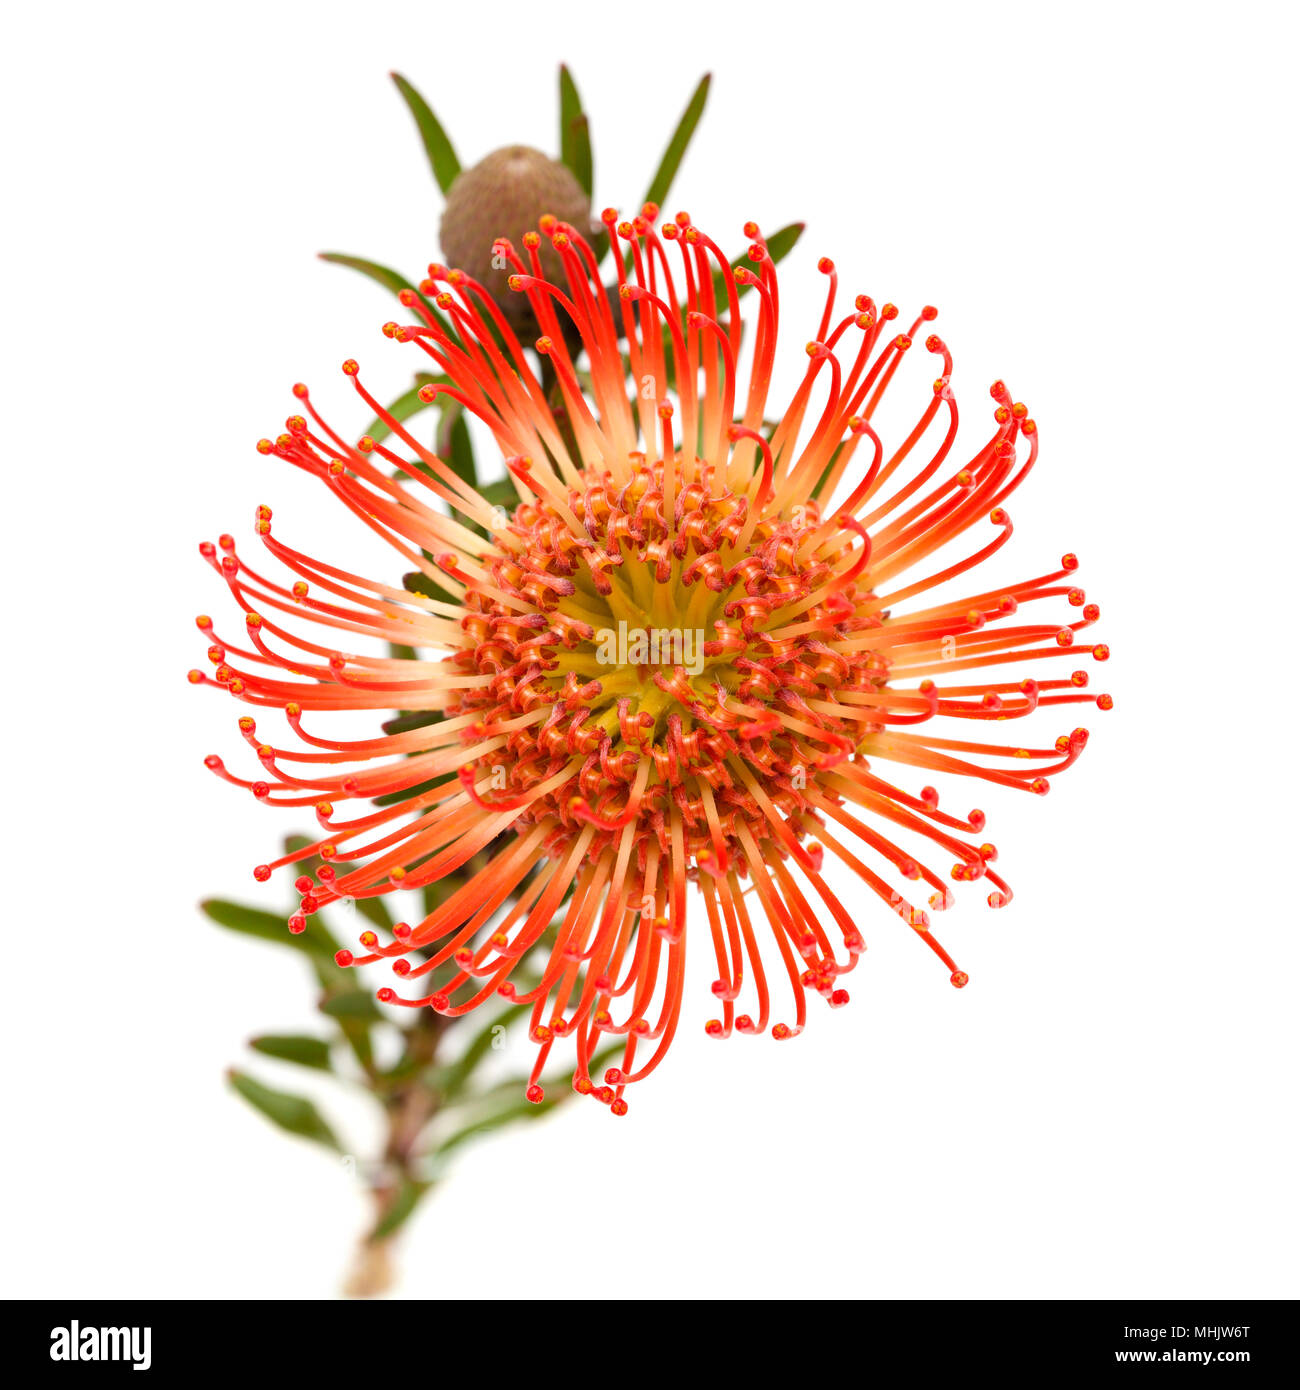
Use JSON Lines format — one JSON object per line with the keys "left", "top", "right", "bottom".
{"left": 318, "top": 252, "right": 419, "bottom": 301}
{"left": 227, "top": 1070, "right": 340, "bottom": 1149}
{"left": 432, "top": 1097, "right": 558, "bottom": 1161}
{"left": 272, "top": 839, "right": 378, "bottom": 1075}
{"left": 437, "top": 404, "right": 477, "bottom": 488}
{"left": 644, "top": 73, "right": 711, "bottom": 211}
{"left": 434, "top": 1045, "right": 622, "bottom": 1156}
{"left": 712, "top": 221, "right": 806, "bottom": 306}
{"left": 558, "top": 65, "right": 593, "bottom": 197}
{"left": 319, "top": 989, "right": 384, "bottom": 1023}
{"left": 477, "top": 478, "right": 520, "bottom": 511}
{"left": 382, "top": 710, "right": 442, "bottom": 736}
{"left": 759, "top": 221, "right": 804, "bottom": 272}
{"left": 200, "top": 898, "right": 337, "bottom": 960}
{"left": 373, "top": 771, "right": 450, "bottom": 808}
{"left": 317, "top": 255, "right": 455, "bottom": 342}
{"left": 249, "top": 1034, "right": 334, "bottom": 1072}
{"left": 402, "top": 569, "right": 457, "bottom": 605}
{"left": 433, "top": 1007, "right": 527, "bottom": 1102}
{"left": 364, "top": 374, "right": 444, "bottom": 446}
{"left": 390, "top": 72, "right": 461, "bottom": 194}
{"left": 353, "top": 894, "right": 395, "bottom": 934}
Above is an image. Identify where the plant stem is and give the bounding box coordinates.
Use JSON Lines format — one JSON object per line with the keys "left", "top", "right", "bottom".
{"left": 344, "top": 1008, "right": 447, "bottom": 1297}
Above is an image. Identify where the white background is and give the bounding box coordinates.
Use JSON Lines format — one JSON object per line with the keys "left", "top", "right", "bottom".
{"left": 3, "top": 0, "right": 1297, "bottom": 1300}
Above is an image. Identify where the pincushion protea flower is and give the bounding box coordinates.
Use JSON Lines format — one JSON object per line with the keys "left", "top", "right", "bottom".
{"left": 193, "top": 204, "right": 1109, "bottom": 1116}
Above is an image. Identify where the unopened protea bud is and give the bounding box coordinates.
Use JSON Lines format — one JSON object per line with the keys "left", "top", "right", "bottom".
{"left": 439, "top": 145, "right": 592, "bottom": 334}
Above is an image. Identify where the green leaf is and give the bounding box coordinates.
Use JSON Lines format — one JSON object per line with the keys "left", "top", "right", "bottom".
{"left": 371, "top": 1176, "right": 433, "bottom": 1240}
{"left": 227, "top": 1070, "right": 340, "bottom": 1150}
{"left": 319, "top": 989, "right": 384, "bottom": 1023}
{"left": 200, "top": 898, "right": 337, "bottom": 960}
{"left": 432, "top": 1097, "right": 558, "bottom": 1162}
{"left": 558, "top": 65, "right": 593, "bottom": 197}
{"left": 317, "top": 252, "right": 420, "bottom": 301}
{"left": 402, "top": 569, "right": 457, "bottom": 608}
{"left": 352, "top": 894, "right": 395, "bottom": 935}
{"left": 364, "top": 374, "right": 444, "bottom": 446}
{"left": 712, "top": 221, "right": 806, "bottom": 306}
{"left": 644, "top": 73, "right": 711, "bottom": 211}
{"left": 270, "top": 838, "right": 378, "bottom": 1075}
{"left": 478, "top": 478, "right": 519, "bottom": 511}
{"left": 432, "top": 1045, "right": 623, "bottom": 1161}
{"left": 432, "top": 1007, "right": 526, "bottom": 1102}
{"left": 758, "top": 221, "right": 805, "bottom": 274}
{"left": 447, "top": 405, "right": 478, "bottom": 489}
{"left": 390, "top": 72, "right": 461, "bottom": 194}
{"left": 316, "top": 257, "right": 455, "bottom": 342}
{"left": 382, "top": 710, "right": 442, "bottom": 736}
{"left": 438, "top": 404, "right": 477, "bottom": 489}
{"left": 249, "top": 1034, "right": 334, "bottom": 1072}
{"left": 373, "top": 771, "right": 450, "bottom": 809}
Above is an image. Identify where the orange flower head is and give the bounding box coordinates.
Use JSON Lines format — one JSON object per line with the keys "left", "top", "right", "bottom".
{"left": 193, "top": 205, "right": 1110, "bottom": 1115}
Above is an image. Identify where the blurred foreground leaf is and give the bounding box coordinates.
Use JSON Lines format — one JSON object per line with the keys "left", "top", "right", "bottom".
{"left": 200, "top": 898, "right": 336, "bottom": 960}
{"left": 320, "top": 989, "right": 384, "bottom": 1023}
{"left": 250, "top": 1034, "right": 334, "bottom": 1072}
{"left": 228, "top": 1070, "right": 340, "bottom": 1150}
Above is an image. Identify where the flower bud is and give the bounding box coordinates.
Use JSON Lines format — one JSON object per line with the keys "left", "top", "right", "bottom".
{"left": 439, "top": 145, "right": 592, "bottom": 334}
